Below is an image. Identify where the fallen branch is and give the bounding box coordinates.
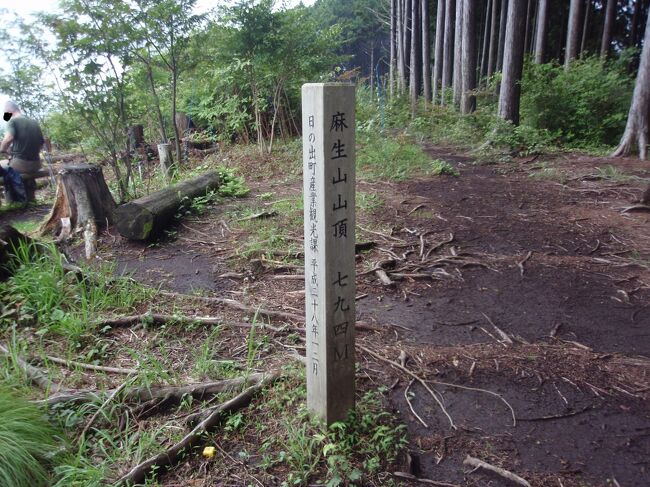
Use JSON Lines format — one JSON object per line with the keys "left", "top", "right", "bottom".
{"left": 97, "top": 312, "right": 282, "bottom": 332}
{"left": 43, "top": 373, "right": 269, "bottom": 407}
{"left": 482, "top": 313, "right": 514, "bottom": 345}
{"left": 376, "top": 269, "right": 394, "bottom": 286}
{"left": 463, "top": 455, "right": 531, "bottom": 487}
{"left": 115, "top": 371, "right": 280, "bottom": 486}
{"left": 516, "top": 251, "right": 533, "bottom": 277}
{"left": 236, "top": 210, "right": 278, "bottom": 221}
{"left": 358, "top": 345, "right": 456, "bottom": 430}
{"left": 160, "top": 291, "right": 303, "bottom": 323}
{"left": 404, "top": 379, "right": 428, "bottom": 428}
{"left": 393, "top": 472, "right": 460, "bottom": 486}
{"left": 42, "top": 355, "right": 137, "bottom": 375}
{"left": 621, "top": 204, "right": 650, "bottom": 213}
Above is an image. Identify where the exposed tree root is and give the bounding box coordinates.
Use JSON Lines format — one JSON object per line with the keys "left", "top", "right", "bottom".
{"left": 463, "top": 455, "right": 532, "bottom": 487}
{"left": 115, "top": 371, "right": 280, "bottom": 486}
{"left": 0, "top": 342, "right": 71, "bottom": 394}
{"left": 160, "top": 290, "right": 303, "bottom": 322}
{"left": 42, "top": 355, "right": 137, "bottom": 375}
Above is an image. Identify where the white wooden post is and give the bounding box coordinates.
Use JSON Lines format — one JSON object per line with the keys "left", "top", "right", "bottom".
{"left": 302, "top": 83, "right": 356, "bottom": 424}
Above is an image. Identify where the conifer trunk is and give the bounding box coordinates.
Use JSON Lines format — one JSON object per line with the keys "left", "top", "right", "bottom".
{"left": 410, "top": 0, "right": 421, "bottom": 116}
{"left": 498, "top": 0, "right": 527, "bottom": 124}
{"left": 496, "top": 0, "right": 508, "bottom": 71}
{"left": 390, "top": 0, "right": 397, "bottom": 97}
{"left": 534, "top": 0, "right": 548, "bottom": 63}
{"left": 565, "top": 0, "right": 583, "bottom": 68}
{"left": 487, "top": 0, "right": 499, "bottom": 76}
{"left": 433, "top": 0, "right": 446, "bottom": 104}
{"left": 461, "top": 0, "right": 477, "bottom": 114}
{"left": 453, "top": 0, "right": 464, "bottom": 108}
{"left": 441, "top": 0, "right": 456, "bottom": 105}
{"left": 600, "top": 0, "right": 616, "bottom": 59}
{"left": 422, "top": 0, "right": 432, "bottom": 104}
{"left": 612, "top": 12, "right": 650, "bottom": 159}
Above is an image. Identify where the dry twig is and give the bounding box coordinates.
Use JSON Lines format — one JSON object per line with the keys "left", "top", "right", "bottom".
{"left": 463, "top": 455, "right": 531, "bottom": 487}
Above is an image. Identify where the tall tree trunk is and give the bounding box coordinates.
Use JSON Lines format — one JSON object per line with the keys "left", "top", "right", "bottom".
{"left": 565, "top": 0, "right": 583, "bottom": 69}
{"left": 422, "top": 0, "right": 432, "bottom": 104}
{"left": 534, "top": 0, "right": 548, "bottom": 63}
{"left": 405, "top": 0, "right": 412, "bottom": 84}
{"left": 398, "top": 0, "right": 407, "bottom": 92}
{"left": 580, "top": 0, "right": 591, "bottom": 57}
{"left": 453, "top": 0, "right": 464, "bottom": 108}
{"left": 487, "top": 0, "right": 499, "bottom": 76}
{"left": 496, "top": 0, "right": 508, "bottom": 71}
{"left": 433, "top": 0, "right": 446, "bottom": 104}
{"left": 631, "top": 0, "right": 641, "bottom": 47}
{"left": 524, "top": 0, "right": 533, "bottom": 54}
{"left": 480, "top": 0, "right": 492, "bottom": 79}
{"left": 612, "top": 10, "right": 650, "bottom": 159}
{"left": 441, "top": 0, "right": 455, "bottom": 105}
{"left": 390, "top": 0, "right": 397, "bottom": 97}
{"left": 498, "top": 0, "right": 527, "bottom": 124}
{"left": 600, "top": 0, "right": 616, "bottom": 59}
{"left": 410, "top": 0, "right": 421, "bottom": 116}
{"left": 461, "top": 0, "right": 477, "bottom": 113}
{"left": 171, "top": 69, "right": 183, "bottom": 165}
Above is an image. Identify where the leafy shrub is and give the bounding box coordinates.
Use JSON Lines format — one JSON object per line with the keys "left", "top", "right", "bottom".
{"left": 521, "top": 56, "right": 633, "bottom": 148}
{"left": 0, "top": 385, "right": 59, "bottom": 487}
{"left": 481, "top": 117, "right": 554, "bottom": 156}
{"left": 430, "top": 159, "right": 459, "bottom": 176}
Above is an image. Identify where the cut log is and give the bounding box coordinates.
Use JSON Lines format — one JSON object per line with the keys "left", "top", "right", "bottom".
{"left": 40, "top": 164, "right": 116, "bottom": 239}
{"left": 114, "top": 171, "right": 221, "bottom": 240}
{"left": 0, "top": 225, "right": 32, "bottom": 281}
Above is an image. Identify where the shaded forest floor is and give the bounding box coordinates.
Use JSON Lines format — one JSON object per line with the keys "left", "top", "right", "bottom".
{"left": 2, "top": 143, "right": 650, "bottom": 486}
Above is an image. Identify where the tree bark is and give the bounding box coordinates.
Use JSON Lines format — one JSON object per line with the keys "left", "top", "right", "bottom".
{"left": 398, "top": 0, "right": 407, "bottom": 92}
{"left": 453, "top": 0, "right": 464, "bottom": 108}
{"left": 114, "top": 171, "right": 221, "bottom": 240}
{"left": 41, "top": 164, "right": 116, "bottom": 239}
{"left": 480, "top": 0, "right": 492, "bottom": 79}
{"left": 612, "top": 11, "right": 650, "bottom": 159}
{"left": 580, "top": 0, "right": 591, "bottom": 57}
{"left": 442, "top": 0, "right": 455, "bottom": 105}
{"left": 487, "top": 0, "right": 499, "bottom": 76}
{"left": 410, "top": 0, "right": 421, "bottom": 116}
{"left": 496, "top": 0, "right": 508, "bottom": 71}
{"left": 433, "top": 0, "right": 446, "bottom": 104}
{"left": 390, "top": 0, "right": 397, "bottom": 97}
{"left": 600, "top": 0, "right": 616, "bottom": 59}
{"left": 565, "top": 0, "right": 583, "bottom": 68}
{"left": 534, "top": 0, "right": 548, "bottom": 63}
{"left": 461, "top": 0, "right": 477, "bottom": 113}
{"left": 422, "top": 0, "right": 432, "bottom": 104}
{"left": 524, "top": 0, "right": 533, "bottom": 55}
{"left": 498, "top": 0, "right": 527, "bottom": 124}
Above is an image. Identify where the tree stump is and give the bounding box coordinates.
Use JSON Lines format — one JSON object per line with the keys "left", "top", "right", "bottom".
{"left": 41, "top": 164, "right": 116, "bottom": 245}
{"left": 158, "top": 143, "right": 175, "bottom": 181}
{"left": 0, "top": 225, "right": 32, "bottom": 281}
{"left": 128, "top": 124, "right": 145, "bottom": 150}
{"left": 114, "top": 171, "right": 221, "bottom": 240}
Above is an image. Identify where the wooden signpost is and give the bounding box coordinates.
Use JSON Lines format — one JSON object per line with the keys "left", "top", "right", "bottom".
{"left": 302, "top": 83, "right": 356, "bottom": 424}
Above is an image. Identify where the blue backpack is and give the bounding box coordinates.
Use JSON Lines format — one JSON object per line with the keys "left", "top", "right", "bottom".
{"left": 0, "top": 166, "right": 27, "bottom": 203}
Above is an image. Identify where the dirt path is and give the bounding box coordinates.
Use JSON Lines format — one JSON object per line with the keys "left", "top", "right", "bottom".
{"left": 10, "top": 145, "right": 648, "bottom": 486}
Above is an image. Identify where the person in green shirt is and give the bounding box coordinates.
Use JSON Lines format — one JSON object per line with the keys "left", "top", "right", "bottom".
{"left": 0, "top": 100, "right": 44, "bottom": 175}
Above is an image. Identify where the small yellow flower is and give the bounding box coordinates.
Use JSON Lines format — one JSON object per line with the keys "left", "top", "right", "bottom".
{"left": 202, "top": 446, "right": 216, "bottom": 458}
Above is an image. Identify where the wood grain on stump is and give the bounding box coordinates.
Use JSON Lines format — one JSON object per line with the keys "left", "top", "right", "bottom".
{"left": 41, "top": 163, "right": 116, "bottom": 238}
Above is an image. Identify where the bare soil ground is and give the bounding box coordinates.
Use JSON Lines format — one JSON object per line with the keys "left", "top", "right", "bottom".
{"left": 2, "top": 145, "right": 649, "bottom": 486}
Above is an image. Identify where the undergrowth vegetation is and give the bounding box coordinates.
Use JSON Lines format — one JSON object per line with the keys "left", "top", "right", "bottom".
{"left": 0, "top": 241, "right": 148, "bottom": 346}
{"left": 0, "top": 385, "right": 60, "bottom": 487}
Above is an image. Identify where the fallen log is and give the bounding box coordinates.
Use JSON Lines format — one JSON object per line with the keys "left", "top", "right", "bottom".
{"left": 114, "top": 171, "right": 221, "bottom": 240}
{"left": 115, "top": 372, "right": 280, "bottom": 486}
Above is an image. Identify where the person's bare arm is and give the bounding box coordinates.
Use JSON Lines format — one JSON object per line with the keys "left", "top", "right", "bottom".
{"left": 0, "top": 132, "right": 13, "bottom": 153}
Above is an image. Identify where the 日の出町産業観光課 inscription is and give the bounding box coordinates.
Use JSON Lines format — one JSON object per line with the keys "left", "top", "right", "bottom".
{"left": 302, "top": 83, "right": 356, "bottom": 424}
